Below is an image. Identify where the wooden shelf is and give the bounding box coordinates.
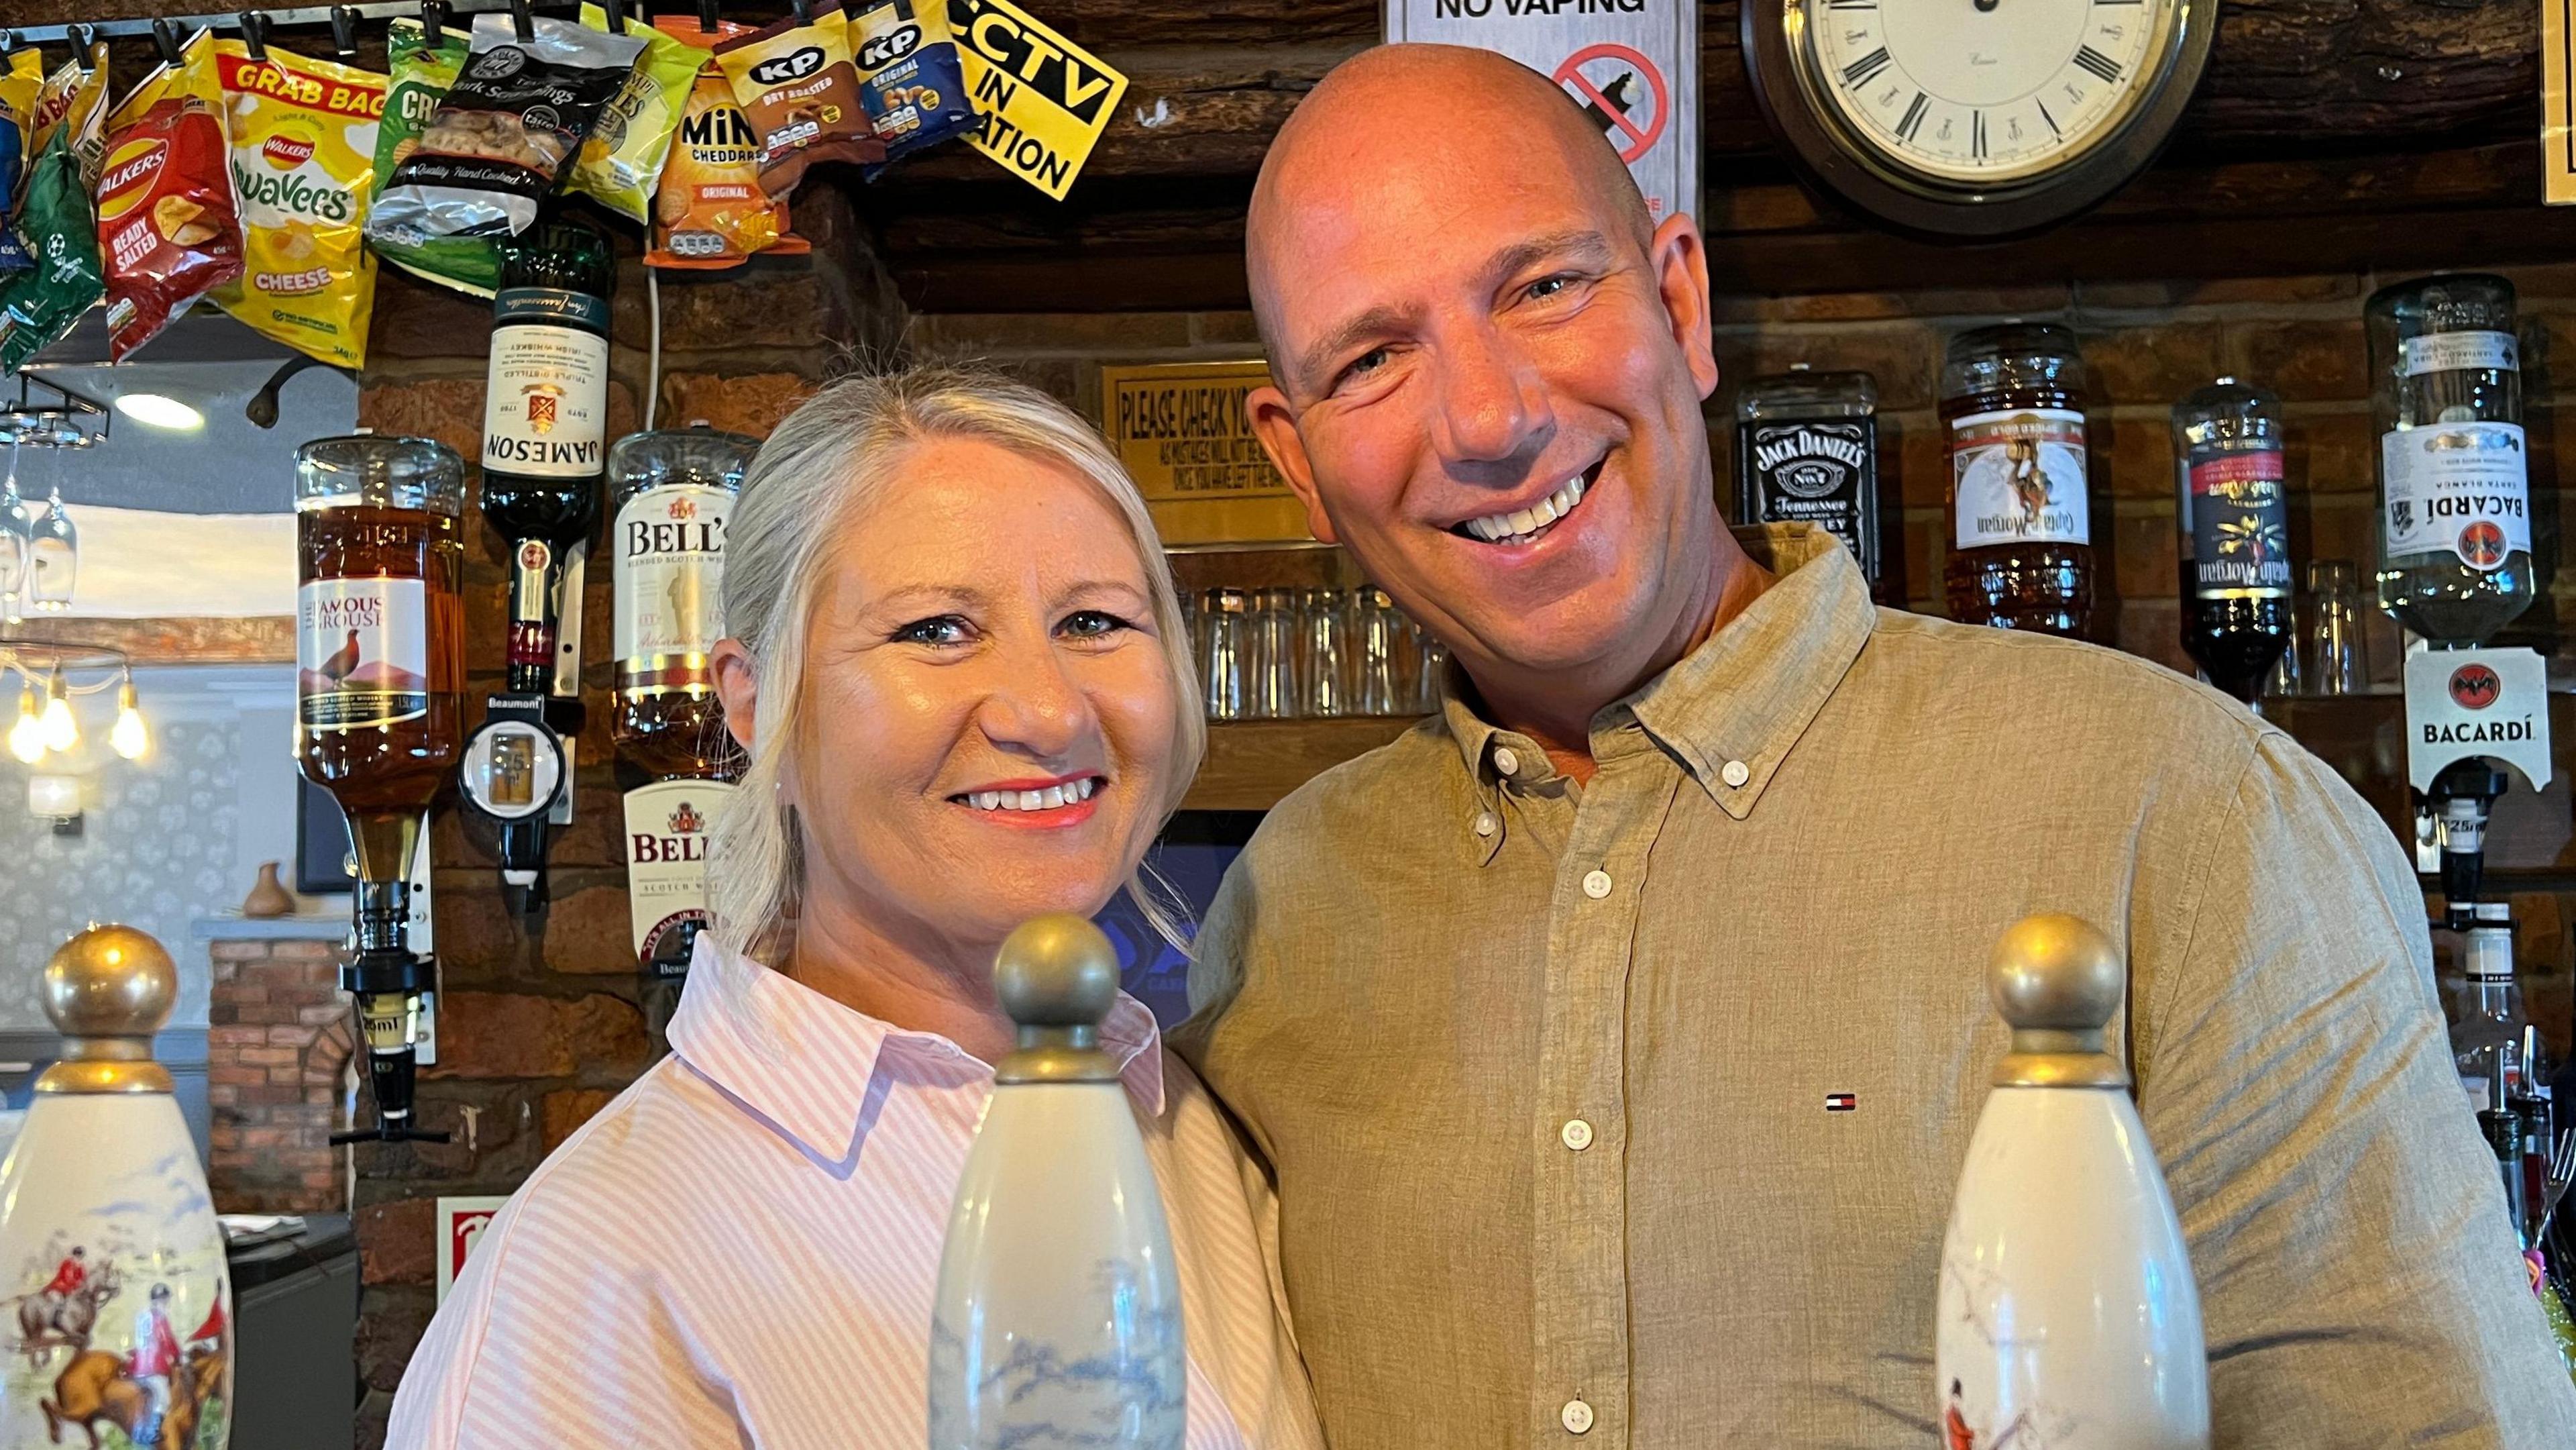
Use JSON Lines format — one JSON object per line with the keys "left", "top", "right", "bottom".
{"left": 1181, "top": 717, "right": 1422, "bottom": 812}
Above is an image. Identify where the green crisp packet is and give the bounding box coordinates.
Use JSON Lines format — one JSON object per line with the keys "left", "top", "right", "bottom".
{"left": 0, "top": 129, "right": 105, "bottom": 375}
{"left": 366, "top": 17, "right": 499, "bottom": 298}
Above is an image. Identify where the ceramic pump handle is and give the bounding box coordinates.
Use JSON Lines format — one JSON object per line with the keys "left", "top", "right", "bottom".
{"left": 37, "top": 924, "right": 178, "bottom": 1095}
{"left": 1988, "top": 913, "right": 2129, "bottom": 1089}
{"left": 993, "top": 914, "right": 1124, "bottom": 1085}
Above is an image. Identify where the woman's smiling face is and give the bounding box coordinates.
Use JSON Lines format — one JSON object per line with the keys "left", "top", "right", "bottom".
{"left": 788, "top": 435, "right": 1181, "bottom": 955}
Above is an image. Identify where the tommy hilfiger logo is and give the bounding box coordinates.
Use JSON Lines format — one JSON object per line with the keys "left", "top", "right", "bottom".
{"left": 1824, "top": 1092, "right": 1857, "bottom": 1112}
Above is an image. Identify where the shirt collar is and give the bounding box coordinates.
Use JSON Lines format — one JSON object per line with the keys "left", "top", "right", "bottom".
{"left": 1441, "top": 523, "right": 1874, "bottom": 823}
{"left": 667, "top": 933, "right": 1168, "bottom": 1171}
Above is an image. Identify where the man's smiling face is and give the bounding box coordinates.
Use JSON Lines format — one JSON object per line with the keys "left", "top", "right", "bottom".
{"left": 1245, "top": 45, "right": 1725, "bottom": 692}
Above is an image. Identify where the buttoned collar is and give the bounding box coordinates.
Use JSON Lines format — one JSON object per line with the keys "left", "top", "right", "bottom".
{"left": 667, "top": 933, "right": 1167, "bottom": 1174}
{"left": 1440, "top": 524, "right": 1874, "bottom": 831}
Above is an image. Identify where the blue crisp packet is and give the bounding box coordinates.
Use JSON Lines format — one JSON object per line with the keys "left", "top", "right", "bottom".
{"left": 849, "top": 0, "right": 981, "bottom": 176}
{"left": 0, "top": 114, "right": 28, "bottom": 275}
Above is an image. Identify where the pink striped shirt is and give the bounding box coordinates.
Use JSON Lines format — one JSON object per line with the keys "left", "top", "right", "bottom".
{"left": 386, "top": 937, "right": 1323, "bottom": 1449}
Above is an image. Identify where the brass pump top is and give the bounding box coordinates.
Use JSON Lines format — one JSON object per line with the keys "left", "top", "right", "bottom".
{"left": 37, "top": 924, "right": 178, "bottom": 1095}
{"left": 992, "top": 914, "right": 1123, "bottom": 1086}
{"left": 1989, "top": 913, "right": 2129, "bottom": 1090}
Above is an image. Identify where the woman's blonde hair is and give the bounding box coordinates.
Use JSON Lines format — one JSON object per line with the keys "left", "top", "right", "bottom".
{"left": 708, "top": 366, "right": 1205, "bottom": 963}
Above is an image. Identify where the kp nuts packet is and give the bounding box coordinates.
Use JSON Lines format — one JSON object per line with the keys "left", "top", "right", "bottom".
{"left": 647, "top": 17, "right": 809, "bottom": 270}
{"left": 370, "top": 17, "right": 500, "bottom": 297}
{"left": 570, "top": 3, "right": 707, "bottom": 223}
{"left": 714, "top": 2, "right": 883, "bottom": 199}
{"left": 0, "top": 128, "right": 107, "bottom": 376}
{"left": 213, "top": 42, "right": 386, "bottom": 368}
{"left": 849, "top": 0, "right": 977, "bottom": 172}
{"left": 97, "top": 30, "right": 244, "bottom": 361}
{"left": 368, "top": 15, "right": 646, "bottom": 246}
{"left": 0, "top": 48, "right": 45, "bottom": 275}
{"left": 30, "top": 39, "right": 111, "bottom": 187}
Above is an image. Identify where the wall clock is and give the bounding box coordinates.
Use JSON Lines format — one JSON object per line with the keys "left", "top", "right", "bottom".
{"left": 1741, "top": 0, "right": 2218, "bottom": 239}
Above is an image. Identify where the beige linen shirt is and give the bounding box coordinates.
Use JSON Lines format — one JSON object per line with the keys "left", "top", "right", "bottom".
{"left": 1178, "top": 525, "right": 2576, "bottom": 1448}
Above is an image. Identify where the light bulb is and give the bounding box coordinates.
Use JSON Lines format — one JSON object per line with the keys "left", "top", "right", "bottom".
{"left": 111, "top": 705, "right": 148, "bottom": 760}
{"left": 7, "top": 688, "right": 43, "bottom": 764}
{"left": 39, "top": 667, "right": 76, "bottom": 753}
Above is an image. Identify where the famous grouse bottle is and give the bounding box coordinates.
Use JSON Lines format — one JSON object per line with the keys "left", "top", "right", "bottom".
{"left": 2173, "top": 378, "right": 2292, "bottom": 707}
{"left": 1943, "top": 324, "right": 2094, "bottom": 637}
{"left": 1734, "top": 364, "right": 1884, "bottom": 597}
{"left": 2370, "top": 274, "right": 2534, "bottom": 645}
{"left": 610, "top": 425, "right": 752, "bottom": 986}
{"left": 480, "top": 215, "right": 614, "bottom": 694}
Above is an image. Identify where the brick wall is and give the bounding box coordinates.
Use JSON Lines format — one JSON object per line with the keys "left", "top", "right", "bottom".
{"left": 207, "top": 937, "right": 356, "bottom": 1214}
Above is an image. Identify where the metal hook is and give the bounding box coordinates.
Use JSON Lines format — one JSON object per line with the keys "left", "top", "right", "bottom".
{"left": 152, "top": 18, "right": 186, "bottom": 67}
{"left": 789, "top": 0, "right": 812, "bottom": 23}
{"left": 329, "top": 5, "right": 360, "bottom": 57}
{"left": 509, "top": 0, "right": 536, "bottom": 43}
{"left": 697, "top": 0, "right": 721, "bottom": 30}
{"left": 600, "top": 0, "right": 626, "bottom": 31}
{"left": 419, "top": 0, "right": 447, "bottom": 46}
{"left": 68, "top": 23, "right": 96, "bottom": 58}
{"left": 237, "top": 11, "right": 270, "bottom": 62}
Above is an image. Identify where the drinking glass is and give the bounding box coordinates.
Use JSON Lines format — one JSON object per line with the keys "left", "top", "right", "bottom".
{"left": 0, "top": 439, "right": 27, "bottom": 625}
{"left": 1248, "top": 587, "right": 1297, "bottom": 719}
{"left": 1357, "top": 588, "right": 1404, "bottom": 715}
{"left": 1299, "top": 588, "right": 1350, "bottom": 717}
{"left": 2306, "top": 560, "right": 2367, "bottom": 695}
{"left": 26, "top": 480, "right": 74, "bottom": 613}
{"left": 1201, "top": 588, "right": 1249, "bottom": 721}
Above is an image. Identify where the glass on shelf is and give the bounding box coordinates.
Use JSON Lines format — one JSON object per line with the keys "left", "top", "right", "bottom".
{"left": 1248, "top": 587, "right": 1297, "bottom": 720}
{"left": 1356, "top": 588, "right": 1405, "bottom": 716}
{"left": 25, "top": 480, "right": 74, "bottom": 613}
{"left": 2304, "top": 559, "right": 2367, "bottom": 696}
{"left": 1201, "top": 588, "right": 1250, "bottom": 721}
{"left": 1299, "top": 587, "right": 1351, "bottom": 718}
{"left": 1413, "top": 624, "right": 1448, "bottom": 714}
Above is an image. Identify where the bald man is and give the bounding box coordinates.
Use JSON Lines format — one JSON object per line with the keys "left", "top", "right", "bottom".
{"left": 1175, "top": 43, "right": 2576, "bottom": 1449}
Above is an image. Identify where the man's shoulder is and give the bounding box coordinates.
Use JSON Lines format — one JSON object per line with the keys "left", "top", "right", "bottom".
{"left": 1240, "top": 712, "right": 1466, "bottom": 862}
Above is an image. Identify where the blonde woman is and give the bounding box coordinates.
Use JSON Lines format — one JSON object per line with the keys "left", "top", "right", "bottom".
{"left": 387, "top": 369, "right": 1322, "bottom": 1449}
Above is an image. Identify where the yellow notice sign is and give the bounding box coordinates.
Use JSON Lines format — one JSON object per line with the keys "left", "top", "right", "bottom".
{"left": 950, "top": 0, "right": 1126, "bottom": 200}
{"left": 2551, "top": 0, "right": 2576, "bottom": 203}
{"left": 1102, "top": 360, "right": 1316, "bottom": 546}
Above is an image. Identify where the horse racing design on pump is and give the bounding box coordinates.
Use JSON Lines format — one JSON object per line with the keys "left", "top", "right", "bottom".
{"left": 6, "top": 1214, "right": 233, "bottom": 1449}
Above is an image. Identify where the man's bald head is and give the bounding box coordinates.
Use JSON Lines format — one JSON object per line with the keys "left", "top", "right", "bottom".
{"left": 1247, "top": 44, "right": 1654, "bottom": 360}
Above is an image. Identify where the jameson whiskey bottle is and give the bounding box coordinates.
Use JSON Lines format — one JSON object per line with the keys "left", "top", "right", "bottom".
{"left": 481, "top": 215, "right": 614, "bottom": 693}
{"left": 2369, "top": 274, "right": 2534, "bottom": 645}
{"left": 1734, "top": 364, "right": 1884, "bottom": 596}
{"left": 1943, "top": 323, "right": 2094, "bottom": 637}
{"left": 610, "top": 425, "right": 753, "bottom": 981}
{"left": 2173, "top": 378, "right": 2292, "bottom": 707}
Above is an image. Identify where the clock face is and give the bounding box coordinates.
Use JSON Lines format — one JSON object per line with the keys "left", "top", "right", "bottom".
{"left": 1800, "top": 0, "right": 2182, "bottom": 187}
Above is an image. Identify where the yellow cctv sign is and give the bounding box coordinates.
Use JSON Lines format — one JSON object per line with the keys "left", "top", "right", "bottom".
{"left": 1101, "top": 360, "right": 1316, "bottom": 545}
{"left": 950, "top": 0, "right": 1127, "bottom": 200}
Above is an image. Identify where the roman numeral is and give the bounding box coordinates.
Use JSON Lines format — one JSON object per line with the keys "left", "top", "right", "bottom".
{"left": 1972, "top": 110, "right": 1986, "bottom": 160}
{"left": 2074, "top": 45, "right": 2123, "bottom": 83}
{"left": 1896, "top": 91, "right": 1928, "bottom": 142}
{"left": 1842, "top": 47, "right": 1892, "bottom": 87}
{"left": 2037, "top": 99, "right": 2060, "bottom": 136}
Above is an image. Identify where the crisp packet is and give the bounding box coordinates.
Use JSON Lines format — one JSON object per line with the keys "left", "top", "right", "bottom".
{"left": 0, "top": 128, "right": 107, "bottom": 376}
{"left": 369, "top": 15, "right": 646, "bottom": 247}
{"left": 0, "top": 49, "right": 44, "bottom": 274}
{"left": 369, "top": 17, "right": 498, "bottom": 297}
{"left": 212, "top": 42, "right": 386, "bottom": 368}
{"left": 714, "top": 2, "right": 883, "bottom": 199}
{"left": 30, "top": 40, "right": 111, "bottom": 187}
{"left": 570, "top": 3, "right": 707, "bottom": 223}
{"left": 648, "top": 17, "right": 810, "bottom": 270}
{"left": 848, "top": 0, "right": 978, "bottom": 171}
{"left": 99, "top": 30, "right": 244, "bottom": 361}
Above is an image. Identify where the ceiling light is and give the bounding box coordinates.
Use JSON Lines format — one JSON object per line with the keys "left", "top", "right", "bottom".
{"left": 110, "top": 673, "right": 148, "bottom": 760}
{"left": 7, "top": 686, "right": 42, "bottom": 764}
{"left": 113, "top": 393, "right": 205, "bottom": 431}
{"left": 39, "top": 664, "right": 76, "bottom": 752}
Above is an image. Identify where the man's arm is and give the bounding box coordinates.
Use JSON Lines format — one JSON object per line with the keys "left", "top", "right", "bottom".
{"left": 2137, "top": 731, "right": 2576, "bottom": 1444}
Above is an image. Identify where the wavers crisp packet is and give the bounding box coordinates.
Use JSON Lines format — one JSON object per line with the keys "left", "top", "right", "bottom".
{"left": 212, "top": 42, "right": 386, "bottom": 368}
{"left": 572, "top": 3, "right": 708, "bottom": 223}
{"left": 99, "top": 29, "right": 244, "bottom": 361}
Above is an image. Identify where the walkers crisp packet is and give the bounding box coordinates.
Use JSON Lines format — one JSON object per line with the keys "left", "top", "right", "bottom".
{"left": 211, "top": 41, "right": 386, "bottom": 368}
{"left": 98, "top": 29, "right": 244, "bottom": 360}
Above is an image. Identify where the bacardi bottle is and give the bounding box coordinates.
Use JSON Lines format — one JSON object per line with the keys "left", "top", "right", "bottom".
{"left": 610, "top": 424, "right": 752, "bottom": 982}
{"left": 1943, "top": 323, "right": 2094, "bottom": 637}
{"left": 1734, "top": 364, "right": 1884, "bottom": 597}
{"left": 2371, "top": 274, "right": 2534, "bottom": 645}
{"left": 2172, "top": 378, "right": 2292, "bottom": 707}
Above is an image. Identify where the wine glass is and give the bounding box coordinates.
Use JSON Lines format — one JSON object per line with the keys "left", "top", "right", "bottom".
{"left": 26, "top": 459, "right": 75, "bottom": 613}
{"left": 0, "top": 433, "right": 30, "bottom": 625}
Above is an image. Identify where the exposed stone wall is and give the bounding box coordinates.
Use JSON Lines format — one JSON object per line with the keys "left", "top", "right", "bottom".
{"left": 206, "top": 937, "right": 356, "bottom": 1214}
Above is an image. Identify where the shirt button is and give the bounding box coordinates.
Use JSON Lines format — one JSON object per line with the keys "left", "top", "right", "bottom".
{"left": 1561, "top": 1399, "right": 1594, "bottom": 1435}
{"left": 1560, "top": 1118, "right": 1593, "bottom": 1151}
{"left": 1494, "top": 746, "right": 1521, "bottom": 777}
{"left": 1582, "top": 870, "right": 1612, "bottom": 899}
{"left": 1474, "top": 812, "right": 1497, "bottom": 838}
{"left": 1721, "top": 759, "right": 1751, "bottom": 788}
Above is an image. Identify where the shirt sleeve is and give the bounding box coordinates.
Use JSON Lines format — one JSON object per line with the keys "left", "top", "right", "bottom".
{"left": 383, "top": 1190, "right": 751, "bottom": 1450}
{"left": 2137, "top": 731, "right": 2576, "bottom": 1444}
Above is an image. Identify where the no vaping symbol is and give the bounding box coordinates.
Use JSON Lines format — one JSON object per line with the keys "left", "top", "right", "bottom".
{"left": 1554, "top": 44, "right": 1669, "bottom": 165}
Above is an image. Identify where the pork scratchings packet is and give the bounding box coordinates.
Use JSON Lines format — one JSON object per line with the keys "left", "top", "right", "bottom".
{"left": 98, "top": 30, "right": 244, "bottom": 361}
{"left": 648, "top": 17, "right": 809, "bottom": 270}
{"left": 369, "top": 15, "right": 646, "bottom": 246}
{"left": 848, "top": 0, "right": 977, "bottom": 172}
{"left": 0, "top": 49, "right": 45, "bottom": 275}
{"left": 570, "top": 3, "right": 706, "bottom": 223}
{"left": 369, "top": 17, "right": 499, "bottom": 297}
{"left": 213, "top": 42, "right": 386, "bottom": 368}
{"left": 714, "top": 2, "right": 883, "bottom": 199}
{"left": 0, "top": 128, "right": 107, "bottom": 376}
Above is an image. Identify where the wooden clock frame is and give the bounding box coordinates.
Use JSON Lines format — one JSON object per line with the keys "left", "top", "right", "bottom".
{"left": 1739, "top": 0, "right": 2220, "bottom": 241}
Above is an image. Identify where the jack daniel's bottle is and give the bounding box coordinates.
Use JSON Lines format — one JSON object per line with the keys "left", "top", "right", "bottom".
{"left": 1733, "top": 365, "right": 1883, "bottom": 595}
{"left": 610, "top": 425, "right": 753, "bottom": 984}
